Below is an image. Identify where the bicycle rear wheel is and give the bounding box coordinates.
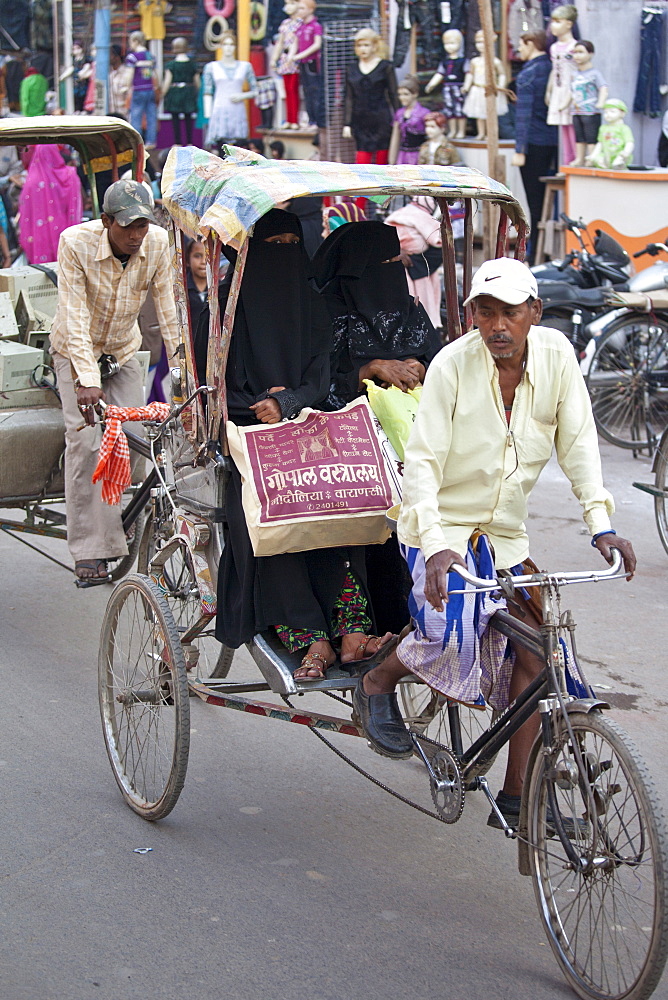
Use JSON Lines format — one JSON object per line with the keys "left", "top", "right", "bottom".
{"left": 400, "top": 682, "right": 499, "bottom": 773}
{"left": 99, "top": 575, "right": 190, "bottom": 821}
{"left": 586, "top": 315, "right": 668, "bottom": 450}
{"left": 654, "top": 431, "right": 668, "bottom": 557}
{"left": 528, "top": 711, "right": 668, "bottom": 1000}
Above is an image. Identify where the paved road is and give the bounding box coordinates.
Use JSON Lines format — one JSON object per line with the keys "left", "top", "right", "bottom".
{"left": 1, "top": 440, "right": 667, "bottom": 1000}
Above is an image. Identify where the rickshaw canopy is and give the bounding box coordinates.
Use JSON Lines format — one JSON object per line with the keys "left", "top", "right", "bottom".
{"left": 0, "top": 115, "right": 144, "bottom": 178}
{"left": 161, "top": 144, "right": 527, "bottom": 250}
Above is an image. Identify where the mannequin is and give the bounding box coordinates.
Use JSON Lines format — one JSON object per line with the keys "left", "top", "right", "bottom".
{"left": 126, "top": 30, "right": 160, "bottom": 149}
{"left": 271, "top": 0, "right": 302, "bottom": 128}
{"left": 425, "top": 29, "right": 467, "bottom": 139}
{"left": 294, "top": 0, "right": 324, "bottom": 128}
{"left": 511, "top": 29, "right": 558, "bottom": 265}
{"left": 461, "top": 29, "right": 508, "bottom": 140}
{"left": 163, "top": 37, "right": 201, "bottom": 146}
{"left": 388, "top": 75, "right": 429, "bottom": 165}
{"left": 72, "top": 42, "right": 92, "bottom": 113}
{"left": 545, "top": 4, "right": 578, "bottom": 165}
{"left": 418, "top": 112, "right": 459, "bottom": 166}
{"left": 569, "top": 40, "right": 607, "bottom": 166}
{"left": 342, "top": 29, "right": 399, "bottom": 165}
{"left": 203, "top": 31, "right": 257, "bottom": 145}
{"left": 587, "top": 99, "right": 634, "bottom": 169}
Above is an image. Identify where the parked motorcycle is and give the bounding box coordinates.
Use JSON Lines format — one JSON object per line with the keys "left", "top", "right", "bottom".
{"left": 533, "top": 214, "right": 633, "bottom": 288}
{"left": 539, "top": 236, "right": 668, "bottom": 356}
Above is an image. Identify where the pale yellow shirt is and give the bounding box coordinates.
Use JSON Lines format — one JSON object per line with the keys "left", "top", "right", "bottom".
{"left": 397, "top": 325, "right": 614, "bottom": 568}
{"left": 50, "top": 220, "right": 179, "bottom": 388}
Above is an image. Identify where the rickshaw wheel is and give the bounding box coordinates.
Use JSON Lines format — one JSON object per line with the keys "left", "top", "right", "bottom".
{"left": 400, "top": 682, "right": 499, "bottom": 773}
{"left": 139, "top": 518, "right": 234, "bottom": 680}
{"left": 99, "top": 574, "right": 190, "bottom": 821}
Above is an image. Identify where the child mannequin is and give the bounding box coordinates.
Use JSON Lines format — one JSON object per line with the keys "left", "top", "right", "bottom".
{"left": 388, "top": 76, "right": 429, "bottom": 164}
{"left": 126, "top": 30, "right": 160, "bottom": 149}
{"left": 461, "top": 29, "right": 508, "bottom": 140}
{"left": 425, "top": 29, "right": 467, "bottom": 139}
{"left": 203, "top": 31, "right": 257, "bottom": 146}
{"left": 588, "top": 99, "right": 634, "bottom": 169}
{"left": 342, "top": 28, "right": 399, "bottom": 164}
{"left": 569, "top": 40, "right": 607, "bottom": 166}
{"left": 271, "top": 0, "right": 302, "bottom": 128}
{"left": 294, "top": 0, "right": 324, "bottom": 127}
{"left": 163, "top": 37, "right": 201, "bottom": 146}
{"left": 545, "top": 4, "right": 578, "bottom": 165}
{"left": 418, "top": 112, "right": 459, "bottom": 165}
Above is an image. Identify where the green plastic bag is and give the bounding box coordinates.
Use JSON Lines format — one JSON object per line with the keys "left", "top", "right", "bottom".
{"left": 364, "top": 380, "right": 422, "bottom": 461}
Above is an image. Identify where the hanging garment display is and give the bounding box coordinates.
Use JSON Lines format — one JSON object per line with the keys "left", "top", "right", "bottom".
{"left": 633, "top": 6, "right": 665, "bottom": 118}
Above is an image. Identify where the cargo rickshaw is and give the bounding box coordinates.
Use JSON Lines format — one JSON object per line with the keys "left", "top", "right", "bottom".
{"left": 97, "top": 144, "right": 668, "bottom": 1000}
{"left": 0, "top": 116, "right": 151, "bottom": 580}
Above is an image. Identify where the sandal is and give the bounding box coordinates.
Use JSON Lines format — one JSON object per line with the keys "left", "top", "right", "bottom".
{"left": 341, "top": 632, "right": 394, "bottom": 663}
{"left": 74, "top": 559, "right": 110, "bottom": 589}
{"left": 294, "top": 651, "right": 330, "bottom": 682}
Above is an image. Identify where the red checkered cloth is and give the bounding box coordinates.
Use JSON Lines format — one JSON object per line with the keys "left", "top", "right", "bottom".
{"left": 92, "top": 402, "right": 170, "bottom": 505}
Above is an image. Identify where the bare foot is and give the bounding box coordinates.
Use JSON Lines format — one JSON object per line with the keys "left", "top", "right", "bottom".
{"left": 340, "top": 631, "right": 394, "bottom": 663}
{"left": 293, "top": 640, "right": 335, "bottom": 680}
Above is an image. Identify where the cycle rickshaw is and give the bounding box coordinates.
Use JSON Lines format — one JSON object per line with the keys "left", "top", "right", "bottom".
{"left": 0, "top": 116, "right": 154, "bottom": 581}
{"left": 98, "top": 144, "right": 668, "bottom": 1000}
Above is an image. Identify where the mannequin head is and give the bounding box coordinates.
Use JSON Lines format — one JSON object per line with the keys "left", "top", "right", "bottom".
{"left": 297, "top": 0, "right": 316, "bottom": 19}
{"left": 172, "top": 36, "right": 189, "bottom": 55}
{"left": 602, "top": 98, "right": 627, "bottom": 124}
{"left": 110, "top": 44, "right": 123, "bottom": 70}
{"left": 550, "top": 4, "right": 578, "bottom": 37}
{"left": 518, "top": 29, "right": 547, "bottom": 61}
{"left": 442, "top": 29, "right": 464, "bottom": 57}
{"left": 424, "top": 111, "right": 447, "bottom": 140}
{"left": 73, "top": 41, "right": 85, "bottom": 61}
{"left": 129, "top": 30, "right": 146, "bottom": 51}
{"left": 283, "top": 0, "right": 299, "bottom": 16}
{"left": 572, "top": 39, "right": 594, "bottom": 69}
{"left": 474, "top": 29, "right": 497, "bottom": 55}
{"left": 220, "top": 31, "right": 236, "bottom": 59}
{"left": 398, "top": 75, "right": 419, "bottom": 107}
{"left": 354, "top": 28, "right": 380, "bottom": 61}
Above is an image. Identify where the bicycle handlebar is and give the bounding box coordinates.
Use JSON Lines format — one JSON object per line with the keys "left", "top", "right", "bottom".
{"left": 448, "top": 548, "right": 624, "bottom": 592}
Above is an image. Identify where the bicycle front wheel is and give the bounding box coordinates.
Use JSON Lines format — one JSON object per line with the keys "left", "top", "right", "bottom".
{"left": 99, "top": 575, "right": 190, "bottom": 821}
{"left": 654, "top": 431, "right": 668, "bottom": 557}
{"left": 528, "top": 711, "right": 668, "bottom": 1000}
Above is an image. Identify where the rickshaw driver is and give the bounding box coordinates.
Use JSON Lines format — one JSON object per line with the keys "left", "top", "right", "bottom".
{"left": 353, "top": 257, "right": 637, "bottom": 829}
{"left": 49, "top": 179, "right": 180, "bottom": 584}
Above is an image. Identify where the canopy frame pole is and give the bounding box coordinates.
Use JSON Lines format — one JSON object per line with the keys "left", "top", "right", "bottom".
{"left": 208, "top": 237, "right": 249, "bottom": 448}
{"left": 495, "top": 209, "right": 509, "bottom": 258}
{"left": 76, "top": 141, "right": 100, "bottom": 218}
{"left": 514, "top": 219, "right": 528, "bottom": 261}
{"left": 463, "top": 200, "right": 474, "bottom": 332}
{"left": 478, "top": 0, "right": 500, "bottom": 262}
{"left": 103, "top": 134, "right": 120, "bottom": 181}
{"left": 437, "top": 198, "right": 461, "bottom": 341}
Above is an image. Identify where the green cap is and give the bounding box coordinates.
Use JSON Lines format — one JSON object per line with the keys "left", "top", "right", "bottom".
{"left": 102, "top": 179, "right": 154, "bottom": 225}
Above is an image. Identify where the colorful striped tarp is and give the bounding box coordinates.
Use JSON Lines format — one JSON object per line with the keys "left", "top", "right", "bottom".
{"left": 161, "top": 144, "right": 526, "bottom": 249}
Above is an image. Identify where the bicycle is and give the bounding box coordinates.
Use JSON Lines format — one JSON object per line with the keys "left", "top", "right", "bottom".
{"left": 633, "top": 422, "right": 668, "bottom": 556}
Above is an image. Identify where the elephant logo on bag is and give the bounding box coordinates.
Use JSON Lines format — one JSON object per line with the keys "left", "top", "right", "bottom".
{"left": 296, "top": 427, "right": 338, "bottom": 464}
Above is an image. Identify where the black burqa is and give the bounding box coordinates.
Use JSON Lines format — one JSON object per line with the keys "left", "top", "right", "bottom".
{"left": 311, "top": 221, "right": 441, "bottom": 634}
{"left": 311, "top": 221, "right": 442, "bottom": 411}
{"left": 215, "top": 209, "right": 370, "bottom": 650}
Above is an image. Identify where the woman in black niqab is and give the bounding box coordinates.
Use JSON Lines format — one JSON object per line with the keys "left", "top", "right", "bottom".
{"left": 215, "top": 209, "right": 390, "bottom": 679}
{"left": 311, "top": 220, "right": 442, "bottom": 411}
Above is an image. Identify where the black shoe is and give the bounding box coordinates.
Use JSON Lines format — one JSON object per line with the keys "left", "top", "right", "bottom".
{"left": 352, "top": 677, "right": 413, "bottom": 760}
{"left": 487, "top": 790, "right": 589, "bottom": 839}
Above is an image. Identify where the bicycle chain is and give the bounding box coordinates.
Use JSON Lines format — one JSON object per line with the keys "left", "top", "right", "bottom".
{"left": 294, "top": 696, "right": 457, "bottom": 825}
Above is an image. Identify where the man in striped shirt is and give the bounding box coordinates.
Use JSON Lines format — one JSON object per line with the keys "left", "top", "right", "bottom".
{"left": 50, "top": 178, "right": 179, "bottom": 585}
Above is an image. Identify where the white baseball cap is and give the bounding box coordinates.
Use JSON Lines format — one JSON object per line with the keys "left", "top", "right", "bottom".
{"left": 463, "top": 257, "right": 538, "bottom": 307}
